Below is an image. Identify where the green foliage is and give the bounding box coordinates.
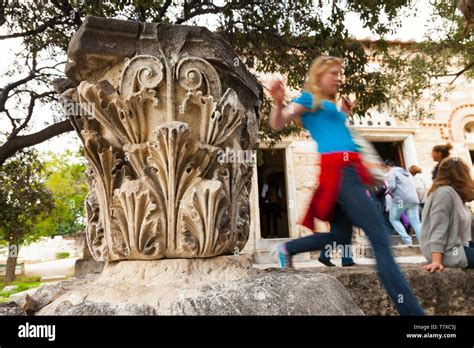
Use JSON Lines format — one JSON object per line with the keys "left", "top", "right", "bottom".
{"left": 370, "top": 1, "right": 473, "bottom": 120}
{"left": 33, "top": 150, "right": 88, "bottom": 237}
{"left": 1, "top": 0, "right": 472, "bottom": 154}
{"left": 55, "top": 252, "right": 71, "bottom": 259}
{"left": 0, "top": 0, "right": 424, "bottom": 151}
{"left": 0, "top": 150, "right": 54, "bottom": 246}
{"left": 0, "top": 275, "right": 43, "bottom": 298}
{"left": 0, "top": 148, "right": 87, "bottom": 247}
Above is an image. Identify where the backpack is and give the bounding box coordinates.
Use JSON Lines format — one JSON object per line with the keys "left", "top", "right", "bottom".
{"left": 370, "top": 182, "right": 387, "bottom": 199}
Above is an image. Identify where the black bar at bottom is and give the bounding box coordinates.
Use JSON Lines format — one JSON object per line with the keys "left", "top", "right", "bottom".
{"left": 0, "top": 315, "right": 473, "bottom": 346}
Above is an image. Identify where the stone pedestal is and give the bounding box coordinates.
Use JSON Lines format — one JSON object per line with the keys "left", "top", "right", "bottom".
{"left": 30, "top": 255, "right": 363, "bottom": 315}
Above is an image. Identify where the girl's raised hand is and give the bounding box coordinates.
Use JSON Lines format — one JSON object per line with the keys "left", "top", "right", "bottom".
{"left": 269, "top": 79, "right": 285, "bottom": 106}
{"left": 341, "top": 96, "right": 353, "bottom": 115}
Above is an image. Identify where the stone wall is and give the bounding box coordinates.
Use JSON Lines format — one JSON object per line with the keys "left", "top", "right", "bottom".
{"left": 319, "top": 265, "right": 474, "bottom": 315}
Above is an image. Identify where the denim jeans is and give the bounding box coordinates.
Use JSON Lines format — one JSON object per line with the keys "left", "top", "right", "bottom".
{"left": 316, "top": 207, "right": 354, "bottom": 266}
{"left": 464, "top": 243, "right": 474, "bottom": 268}
{"left": 318, "top": 236, "right": 354, "bottom": 266}
{"left": 389, "top": 202, "right": 421, "bottom": 244}
{"left": 285, "top": 165, "right": 425, "bottom": 315}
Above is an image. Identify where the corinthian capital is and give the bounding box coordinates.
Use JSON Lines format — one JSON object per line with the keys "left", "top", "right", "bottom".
{"left": 64, "top": 16, "right": 262, "bottom": 261}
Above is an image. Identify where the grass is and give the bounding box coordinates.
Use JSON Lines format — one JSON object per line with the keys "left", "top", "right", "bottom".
{"left": 0, "top": 275, "right": 43, "bottom": 299}
{"left": 55, "top": 252, "right": 71, "bottom": 259}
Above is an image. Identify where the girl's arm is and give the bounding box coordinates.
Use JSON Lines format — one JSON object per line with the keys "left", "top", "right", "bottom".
{"left": 422, "top": 189, "right": 451, "bottom": 273}
{"left": 268, "top": 80, "right": 308, "bottom": 131}
{"left": 423, "top": 252, "right": 444, "bottom": 272}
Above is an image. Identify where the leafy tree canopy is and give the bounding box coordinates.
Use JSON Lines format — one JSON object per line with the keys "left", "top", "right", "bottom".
{"left": 0, "top": 0, "right": 471, "bottom": 154}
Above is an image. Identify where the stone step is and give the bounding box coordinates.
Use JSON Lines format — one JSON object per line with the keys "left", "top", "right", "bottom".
{"left": 356, "top": 234, "right": 419, "bottom": 246}
{"left": 255, "top": 238, "right": 291, "bottom": 251}
{"left": 257, "top": 235, "right": 419, "bottom": 250}
{"left": 253, "top": 255, "right": 427, "bottom": 269}
{"left": 40, "top": 275, "right": 67, "bottom": 282}
{"left": 362, "top": 244, "right": 422, "bottom": 258}
{"left": 254, "top": 236, "right": 421, "bottom": 263}
{"left": 254, "top": 250, "right": 311, "bottom": 264}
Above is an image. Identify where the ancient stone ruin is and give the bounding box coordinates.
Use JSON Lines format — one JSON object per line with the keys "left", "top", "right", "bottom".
{"left": 62, "top": 16, "right": 261, "bottom": 261}
{"left": 28, "top": 16, "right": 364, "bottom": 316}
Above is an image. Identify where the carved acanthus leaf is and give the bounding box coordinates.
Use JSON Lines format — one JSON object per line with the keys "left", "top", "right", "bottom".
{"left": 110, "top": 178, "right": 166, "bottom": 260}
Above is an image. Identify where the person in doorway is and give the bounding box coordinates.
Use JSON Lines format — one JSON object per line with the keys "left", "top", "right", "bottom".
{"left": 268, "top": 55, "right": 425, "bottom": 315}
{"left": 385, "top": 160, "right": 421, "bottom": 244}
{"left": 420, "top": 157, "right": 474, "bottom": 271}
{"left": 371, "top": 180, "right": 397, "bottom": 235}
{"left": 261, "top": 174, "right": 282, "bottom": 238}
{"left": 431, "top": 143, "right": 452, "bottom": 180}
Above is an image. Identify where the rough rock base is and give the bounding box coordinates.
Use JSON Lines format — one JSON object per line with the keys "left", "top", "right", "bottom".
{"left": 16, "top": 255, "right": 363, "bottom": 315}
{"left": 319, "top": 265, "right": 474, "bottom": 315}
{"left": 74, "top": 258, "right": 105, "bottom": 277}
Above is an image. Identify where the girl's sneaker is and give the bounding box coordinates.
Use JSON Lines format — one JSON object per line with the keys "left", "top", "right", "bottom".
{"left": 272, "top": 243, "right": 293, "bottom": 269}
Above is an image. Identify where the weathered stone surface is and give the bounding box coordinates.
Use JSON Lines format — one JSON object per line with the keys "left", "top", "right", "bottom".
{"left": 65, "top": 16, "right": 261, "bottom": 106}
{"left": 319, "top": 265, "right": 474, "bottom": 315}
{"left": 61, "top": 16, "right": 262, "bottom": 262}
{"left": 53, "top": 301, "right": 157, "bottom": 315}
{"left": 11, "top": 274, "right": 98, "bottom": 314}
{"left": 13, "top": 260, "right": 473, "bottom": 316}
{"left": 35, "top": 256, "right": 363, "bottom": 315}
{"left": 74, "top": 258, "right": 105, "bottom": 277}
{"left": 0, "top": 301, "right": 26, "bottom": 316}
{"left": 170, "top": 270, "right": 363, "bottom": 315}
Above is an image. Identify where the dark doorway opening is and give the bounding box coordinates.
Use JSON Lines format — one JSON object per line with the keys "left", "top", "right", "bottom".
{"left": 370, "top": 140, "right": 409, "bottom": 236}
{"left": 372, "top": 141, "right": 405, "bottom": 167}
{"left": 257, "top": 149, "right": 289, "bottom": 239}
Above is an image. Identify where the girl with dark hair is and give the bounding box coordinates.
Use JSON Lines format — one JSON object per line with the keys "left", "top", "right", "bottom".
{"left": 431, "top": 143, "right": 452, "bottom": 180}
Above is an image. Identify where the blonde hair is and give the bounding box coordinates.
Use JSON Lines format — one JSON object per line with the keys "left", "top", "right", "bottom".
{"left": 303, "top": 56, "right": 343, "bottom": 109}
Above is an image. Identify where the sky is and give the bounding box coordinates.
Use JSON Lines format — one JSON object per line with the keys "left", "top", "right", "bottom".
{"left": 0, "top": 0, "right": 454, "bottom": 154}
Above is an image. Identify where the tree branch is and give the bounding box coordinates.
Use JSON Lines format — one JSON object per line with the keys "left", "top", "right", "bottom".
{"left": 449, "top": 62, "right": 474, "bottom": 84}
{"left": 176, "top": 0, "right": 227, "bottom": 24}
{"left": 7, "top": 91, "right": 56, "bottom": 140}
{"left": 0, "top": 72, "right": 36, "bottom": 112}
{"left": 430, "top": 61, "right": 474, "bottom": 84}
{"left": 0, "top": 119, "right": 74, "bottom": 165}
{"left": 157, "top": 0, "right": 172, "bottom": 22}
{"left": 8, "top": 95, "right": 35, "bottom": 139}
{"left": 228, "top": 20, "right": 311, "bottom": 51}
{"left": 4, "top": 109, "right": 16, "bottom": 130}
{"left": 0, "top": 17, "right": 63, "bottom": 40}
{"left": 0, "top": 0, "right": 6, "bottom": 27}
{"left": 49, "top": 0, "right": 82, "bottom": 27}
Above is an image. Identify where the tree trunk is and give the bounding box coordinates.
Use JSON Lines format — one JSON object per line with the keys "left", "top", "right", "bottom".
{"left": 5, "top": 242, "right": 20, "bottom": 285}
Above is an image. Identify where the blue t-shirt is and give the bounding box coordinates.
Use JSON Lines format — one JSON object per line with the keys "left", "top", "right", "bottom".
{"left": 291, "top": 91, "right": 358, "bottom": 154}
